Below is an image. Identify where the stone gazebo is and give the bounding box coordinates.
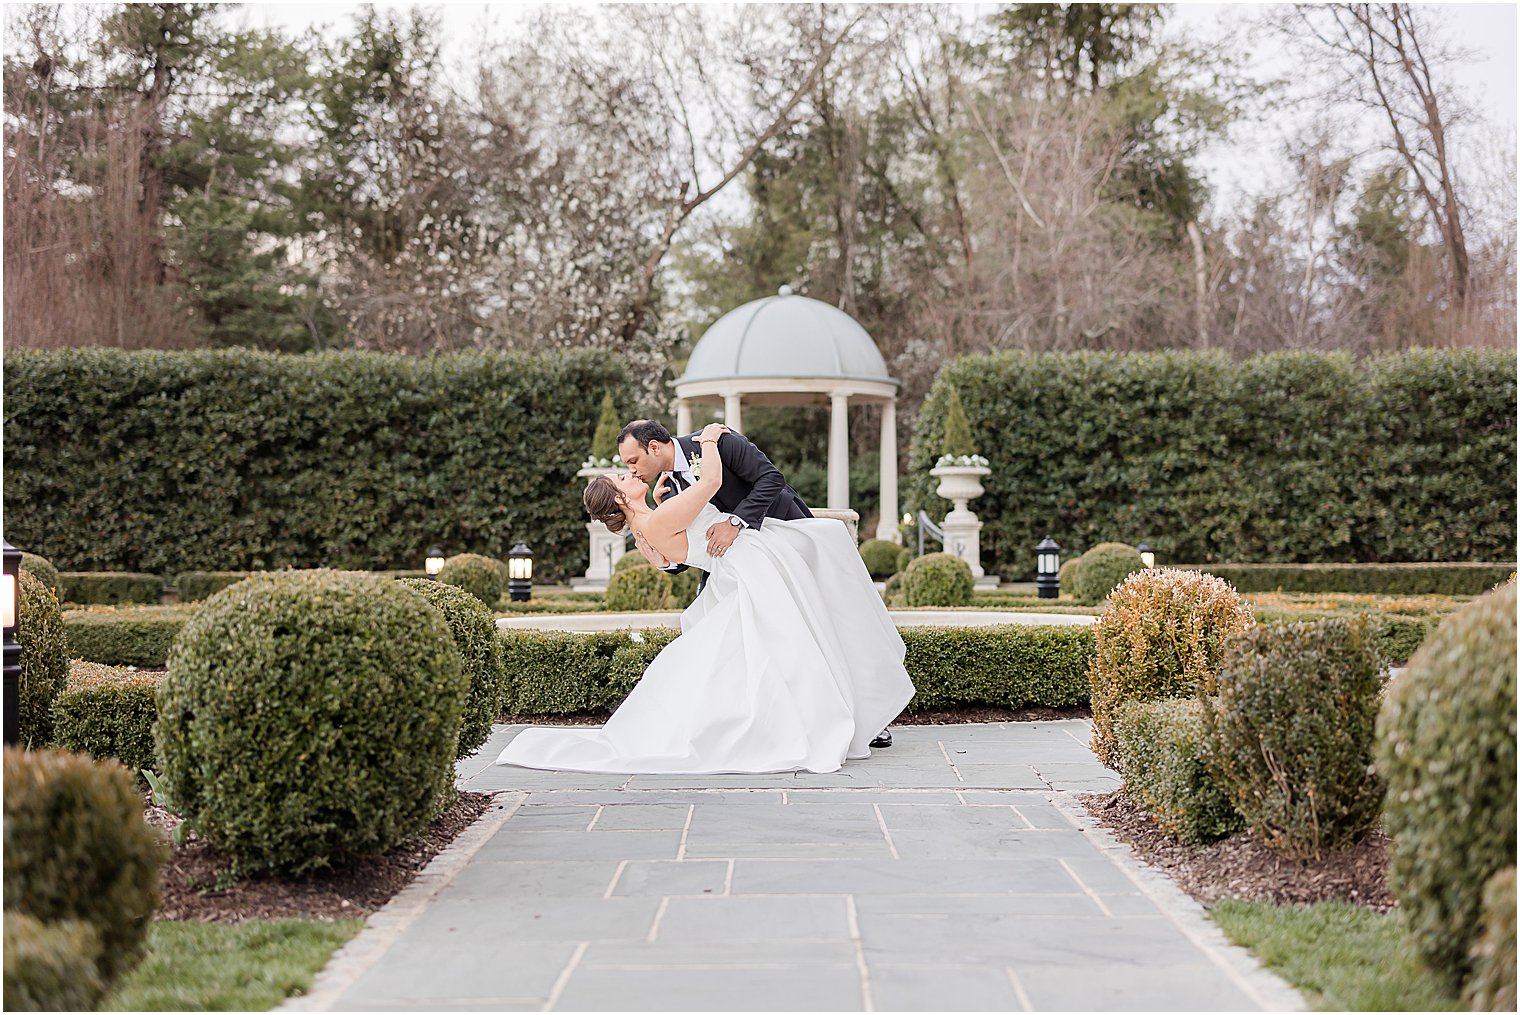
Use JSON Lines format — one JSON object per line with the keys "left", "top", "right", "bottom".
{"left": 673, "top": 287, "right": 901, "bottom": 543}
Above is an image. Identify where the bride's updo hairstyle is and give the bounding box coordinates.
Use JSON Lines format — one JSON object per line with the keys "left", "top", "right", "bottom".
{"left": 583, "top": 474, "right": 628, "bottom": 533}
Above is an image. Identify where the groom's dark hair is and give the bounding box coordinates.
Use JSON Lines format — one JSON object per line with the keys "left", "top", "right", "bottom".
{"left": 617, "top": 419, "right": 673, "bottom": 451}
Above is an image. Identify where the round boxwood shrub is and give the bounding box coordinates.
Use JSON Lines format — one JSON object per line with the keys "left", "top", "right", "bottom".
{"left": 18, "top": 552, "right": 59, "bottom": 596}
{"left": 3, "top": 912, "right": 105, "bottom": 1013}
{"left": 1376, "top": 582, "right": 1516, "bottom": 990}
{"left": 1203, "top": 618, "right": 1385, "bottom": 860}
{"left": 156, "top": 570, "right": 467, "bottom": 875}
{"left": 1465, "top": 866, "right": 1517, "bottom": 1011}
{"left": 17, "top": 570, "right": 67, "bottom": 748}
{"left": 1071, "top": 542, "right": 1146, "bottom": 604}
{"left": 1058, "top": 556, "right": 1081, "bottom": 595}
{"left": 1089, "top": 567, "right": 1254, "bottom": 770}
{"left": 901, "top": 553, "right": 974, "bottom": 607}
{"left": 895, "top": 546, "right": 913, "bottom": 576}
{"left": 396, "top": 578, "right": 506, "bottom": 759}
{"left": 436, "top": 553, "right": 504, "bottom": 607}
{"left": 3, "top": 747, "right": 165, "bottom": 984}
{"left": 859, "top": 539, "right": 902, "bottom": 580}
{"left": 605, "top": 564, "right": 672, "bottom": 611}
{"left": 882, "top": 570, "right": 906, "bottom": 607}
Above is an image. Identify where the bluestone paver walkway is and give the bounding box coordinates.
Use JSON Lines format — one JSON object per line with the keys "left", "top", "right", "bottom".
{"left": 285, "top": 721, "right": 1304, "bottom": 1012}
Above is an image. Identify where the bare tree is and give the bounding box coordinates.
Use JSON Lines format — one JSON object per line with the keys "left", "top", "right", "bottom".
{"left": 1293, "top": 4, "right": 1471, "bottom": 313}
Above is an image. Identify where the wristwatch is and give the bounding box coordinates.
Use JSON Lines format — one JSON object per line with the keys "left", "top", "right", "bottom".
{"left": 728, "top": 516, "right": 743, "bottom": 528}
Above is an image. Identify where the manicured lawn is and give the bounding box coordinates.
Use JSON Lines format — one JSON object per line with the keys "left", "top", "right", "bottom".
{"left": 1211, "top": 900, "right": 1461, "bottom": 1012}
{"left": 105, "top": 918, "right": 361, "bottom": 1011}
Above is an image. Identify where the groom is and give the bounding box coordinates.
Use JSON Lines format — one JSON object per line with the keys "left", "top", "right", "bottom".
{"left": 616, "top": 418, "right": 892, "bottom": 749}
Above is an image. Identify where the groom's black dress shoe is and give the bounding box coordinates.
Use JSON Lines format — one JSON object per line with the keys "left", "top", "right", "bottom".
{"left": 869, "top": 729, "right": 893, "bottom": 749}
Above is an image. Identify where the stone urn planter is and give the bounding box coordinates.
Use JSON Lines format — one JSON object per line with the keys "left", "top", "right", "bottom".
{"left": 930, "top": 461, "right": 990, "bottom": 509}
{"left": 572, "top": 460, "right": 627, "bottom": 589}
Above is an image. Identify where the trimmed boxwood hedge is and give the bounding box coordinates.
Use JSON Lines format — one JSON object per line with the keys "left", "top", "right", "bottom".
{"left": 3, "top": 348, "right": 636, "bottom": 582}
{"left": 906, "top": 349, "right": 1516, "bottom": 577}
{"left": 63, "top": 607, "right": 194, "bottom": 667}
{"left": 3, "top": 912, "right": 105, "bottom": 1013}
{"left": 51, "top": 663, "right": 161, "bottom": 775}
{"left": 497, "top": 624, "right": 1095, "bottom": 715}
{"left": 1180, "top": 562, "right": 1514, "bottom": 596}
{"left": 1115, "top": 699, "right": 1242, "bottom": 845}
{"left": 3, "top": 748, "right": 165, "bottom": 984}
{"left": 58, "top": 572, "right": 163, "bottom": 606}
{"left": 157, "top": 570, "right": 467, "bottom": 875}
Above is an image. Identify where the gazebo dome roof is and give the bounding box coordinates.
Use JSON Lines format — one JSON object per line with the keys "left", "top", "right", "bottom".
{"left": 676, "top": 288, "right": 895, "bottom": 387}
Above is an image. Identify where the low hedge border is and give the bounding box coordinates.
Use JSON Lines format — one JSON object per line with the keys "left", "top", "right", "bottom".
{"left": 58, "top": 573, "right": 163, "bottom": 606}
{"left": 1180, "top": 563, "right": 1514, "bottom": 596}
{"left": 63, "top": 608, "right": 194, "bottom": 667}
{"left": 51, "top": 663, "right": 161, "bottom": 775}
{"left": 176, "top": 569, "right": 430, "bottom": 602}
{"left": 497, "top": 625, "right": 1096, "bottom": 716}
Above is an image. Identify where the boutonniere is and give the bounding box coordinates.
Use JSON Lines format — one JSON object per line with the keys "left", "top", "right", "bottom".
{"left": 687, "top": 453, "right": 702, "bottom": 480}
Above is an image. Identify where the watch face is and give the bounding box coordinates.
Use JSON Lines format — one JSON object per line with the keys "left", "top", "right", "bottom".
{"left": 729, "top": 516, "right": 741, "bottom": 526}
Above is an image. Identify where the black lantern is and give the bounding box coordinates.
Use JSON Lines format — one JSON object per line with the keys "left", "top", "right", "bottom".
{"left": 425, "top": 546, "right": 446, "bottom": 579}
{"left": 1035, "top": 536, "right": 1062, "bottom": 600}
{"left": 507, "top": 543, "right": 533, "bottom": 602}
{"left": 3, "top": 541, "right": 21, "bottom": 746}
{"left": 1138, "top": 543, "right": 1155, "bottom": 569}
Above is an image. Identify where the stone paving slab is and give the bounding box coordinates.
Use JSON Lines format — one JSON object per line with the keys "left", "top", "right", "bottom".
{"left": 286, "top": 721, "right": 1304, "bottom": 1012}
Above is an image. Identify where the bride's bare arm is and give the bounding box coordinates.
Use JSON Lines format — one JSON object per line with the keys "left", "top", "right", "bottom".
{"left": 646, "top": 424, "right": 728, "bottom": 541}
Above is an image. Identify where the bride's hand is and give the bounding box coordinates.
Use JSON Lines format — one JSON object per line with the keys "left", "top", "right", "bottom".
{"left": 699, "top": 423, "right": 730, "bottom": 444}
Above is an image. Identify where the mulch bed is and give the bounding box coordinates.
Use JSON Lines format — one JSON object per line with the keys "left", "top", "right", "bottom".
{"left": 1081, "top": 789, "right": 1395, "bottom": 911}
{"left": 145, "top": 789, "right": 493, "bottom": 923}
{"left": 499, "top": 704, "right": 1092, "bottom": 727}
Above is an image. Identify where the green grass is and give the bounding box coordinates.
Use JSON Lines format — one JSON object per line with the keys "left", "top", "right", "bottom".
{"left": 104, "top": 918, "right": 361, "bottom": 1011}
{"left": 1210, "top": 900, "right": 1461, "bottom": 1012}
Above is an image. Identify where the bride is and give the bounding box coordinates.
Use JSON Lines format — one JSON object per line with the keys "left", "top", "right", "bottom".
{"left": 494, "top": 422, "right": 915, "bottom": 775}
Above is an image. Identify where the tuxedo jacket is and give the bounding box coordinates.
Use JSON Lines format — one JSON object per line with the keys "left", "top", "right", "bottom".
{"left": 658, "top": 430, "right": 812, "bottom": 577}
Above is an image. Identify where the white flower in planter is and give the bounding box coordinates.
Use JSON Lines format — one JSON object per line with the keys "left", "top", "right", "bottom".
{"left": 934, "top": 454, "right": 989, "bottom": 469}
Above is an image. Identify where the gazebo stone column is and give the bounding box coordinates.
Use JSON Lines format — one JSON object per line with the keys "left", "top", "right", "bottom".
{"left": 828, "top": 392, "right": 849, "bottom": 510}
{"left": 876, "top": 400, "right": 899, "bottom": 543}
{"left": 676, "top": 400, "right": 693, "bottom": 437}
{"left": 724, "top": 393, "right": 742, "bottom": 434}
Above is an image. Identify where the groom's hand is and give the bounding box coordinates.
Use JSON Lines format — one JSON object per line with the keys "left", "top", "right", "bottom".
{"left": 706, "top": 520, "right": 740, "bottom": 558}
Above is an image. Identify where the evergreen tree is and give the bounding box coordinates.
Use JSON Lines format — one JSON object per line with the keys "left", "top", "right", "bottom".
{"left": 591, "top": 392, "right": 621, "bottom": 461}
{"left": 941, "top": 387, "right": 978, "bottom": 459}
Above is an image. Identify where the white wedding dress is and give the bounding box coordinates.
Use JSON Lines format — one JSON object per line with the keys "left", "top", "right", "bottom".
{"left": 494, "top": 505, "right": 915, "bottom": 774}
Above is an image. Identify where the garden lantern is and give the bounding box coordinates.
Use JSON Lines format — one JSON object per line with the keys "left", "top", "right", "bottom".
{"left": 1138, "top": 543, "right": 1155, "bottom": 568}
{"left": 508, "top": 543, "right": 534, "bottom": 602}
{"left": 1035, "top": 536, "right": 1062, "bottom": 600}
{"left": 425, "top": 546, "right": 446, "bottom": 579}
{"left": 3, "top": 541, "right": 20, "bottom": 746}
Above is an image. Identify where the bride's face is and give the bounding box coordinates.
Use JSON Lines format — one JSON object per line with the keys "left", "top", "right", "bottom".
{"left": 612, "top": 471, "right": 648, "bottom": 506}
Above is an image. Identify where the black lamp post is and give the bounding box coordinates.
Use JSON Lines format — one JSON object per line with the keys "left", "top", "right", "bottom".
{"left": 3, "top": 541, "right": 21, "bottom": 747}
{"left": 425, "top": 545, "right": 446, "bottom": 580}
{"left": 1138, "top": 543, "right": 1155, "bottom": 568}
{"left": 507, "top": 543, "right": 533, "bottom": 602}
{"left": 1035, "top": 536, "right": 1062, "bottom": 600}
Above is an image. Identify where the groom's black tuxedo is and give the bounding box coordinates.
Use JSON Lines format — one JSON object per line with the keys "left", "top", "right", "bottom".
{"left": 657, "top": 430, "right": 812, "bottom": 579}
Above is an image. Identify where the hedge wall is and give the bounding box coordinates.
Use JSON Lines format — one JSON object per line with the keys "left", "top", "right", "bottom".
{"left": 907, "top": 349, "right": 1517, "bottom": 579}
{"left": 1179, "top": 563, "right": 1513, "bottom": 596}
{"left": 3, "top": 349, "right": 636, "bottom": 582}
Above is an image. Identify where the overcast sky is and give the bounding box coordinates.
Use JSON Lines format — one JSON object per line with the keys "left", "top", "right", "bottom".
{"left": 243, "top": 2, "right": 1517, "bottom": 224}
